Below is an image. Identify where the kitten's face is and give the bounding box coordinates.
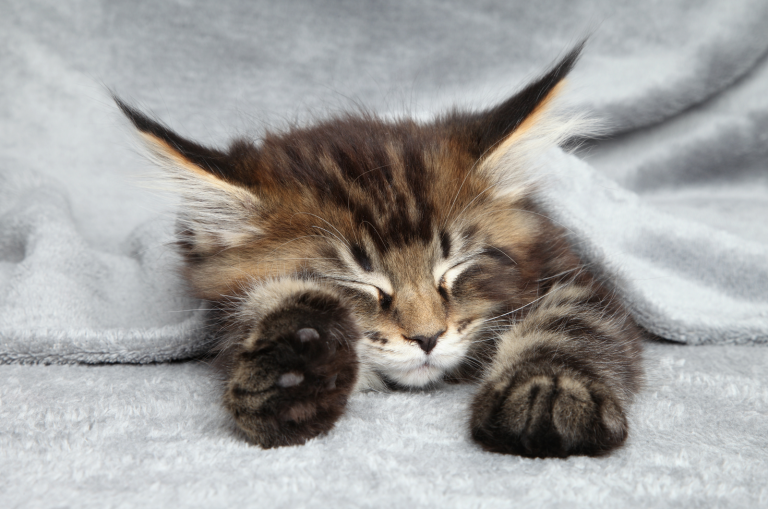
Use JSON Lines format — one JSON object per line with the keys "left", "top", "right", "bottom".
{"left": 331, "top": 225, "right": 525, "bottom": 388}
{"left": 179, "top": 119, "right": 542, "bottom": 387}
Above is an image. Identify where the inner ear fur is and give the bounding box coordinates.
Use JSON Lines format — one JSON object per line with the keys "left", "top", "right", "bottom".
{"left": 115, "top": 98, "right": 234, "bottom": 180}
{"left": 441, "top": 41, "right": 591, "bottom": 193}
{"left": 475, "top": 41, "right": 585, "bottom": 158}
{"left": 115, "top": 98, "right": 262, "bottom": 251}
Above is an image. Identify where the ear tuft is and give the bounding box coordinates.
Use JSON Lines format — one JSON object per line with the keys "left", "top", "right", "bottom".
{"left": 115, "top": 97, "right": 262, "bottom": 253}
{"left": 477, "top": 40, "right": 586, "bottom": 155}
{"left": 115, "top": 97, "right": 234, "bottom": 179}
{"left": 454, "top": 41, "right": 597, "bottom": 198}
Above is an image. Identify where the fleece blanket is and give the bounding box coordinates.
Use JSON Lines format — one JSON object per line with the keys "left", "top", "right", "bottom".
{"left": 2, "top": 342, "right": 767, "bottom": 508}
{"left": 2, "top": 1, "right": 768, "bottom": 508}
{"left": 1, "top": 0, "right": 768, "bottom": 363}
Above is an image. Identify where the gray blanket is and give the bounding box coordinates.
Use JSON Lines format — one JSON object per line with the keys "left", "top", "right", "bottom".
{"left": 2, "top": 1, "right": 768, "bottom": 507}
{"left": 2, "top": 0, "right": 767, "bottom": 362}
{"left": 2, "top": 342, "right": 767, "bottom": 508}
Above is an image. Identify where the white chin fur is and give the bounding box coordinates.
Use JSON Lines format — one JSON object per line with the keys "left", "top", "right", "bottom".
{"left": 382, "top": 347, "right": 467, "bottom": 387}
{"left": 388, "top": 362, "right": 444, "bottom": 387}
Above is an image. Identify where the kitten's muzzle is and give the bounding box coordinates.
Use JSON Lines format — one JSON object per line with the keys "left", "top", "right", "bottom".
{"left": 404, "top": 330, "right": 445, "bottom": 354}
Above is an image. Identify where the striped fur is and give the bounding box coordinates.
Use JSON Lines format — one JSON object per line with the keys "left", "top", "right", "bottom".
{"left": 117, "top": 43, "right": 644, "bottom": 456}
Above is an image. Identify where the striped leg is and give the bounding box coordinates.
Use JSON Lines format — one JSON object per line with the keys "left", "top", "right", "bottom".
{"left": 470, "top": 280, "right": 643, "bottom": 457}
{"left": 222, "top": 279, "right": 360, "bottom": 448}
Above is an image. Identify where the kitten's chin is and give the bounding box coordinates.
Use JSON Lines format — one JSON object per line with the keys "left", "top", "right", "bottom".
{"left": 389, "top": 362, "right": 445, "bottom": 388}
{"left": 361, "top": 340, "right": 469, "bottom": 388}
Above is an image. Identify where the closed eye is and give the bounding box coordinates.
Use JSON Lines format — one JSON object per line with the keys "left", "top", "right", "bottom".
{"left": 440, "top": 260, "right": 474, "bottom": 290}
{"left": 325, "top": 276, "right": 393, "bottom": 305}
{"left": 437, "top": 247, "right": 515, "bottom": 289}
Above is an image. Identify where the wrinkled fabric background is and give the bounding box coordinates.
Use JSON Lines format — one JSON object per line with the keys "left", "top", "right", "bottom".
{"left": 2, "top": 0, "right": 767, "bottom": 362}
{"left": 1, "top": 1, "right": 767, "bottom": 507}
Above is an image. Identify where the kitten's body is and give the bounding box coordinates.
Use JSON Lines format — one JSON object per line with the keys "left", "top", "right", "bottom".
{"left": 119, "top": 44, "right": 644, "bottom": 458}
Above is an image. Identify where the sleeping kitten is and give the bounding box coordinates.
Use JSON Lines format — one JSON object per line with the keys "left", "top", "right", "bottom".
{"left": 117, "top": 43, "right": 643, "bottom": 458}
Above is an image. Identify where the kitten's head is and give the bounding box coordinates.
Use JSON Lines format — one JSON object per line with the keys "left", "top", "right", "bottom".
{"left": 118, "top": 44, "right": 587, "bottom": 387}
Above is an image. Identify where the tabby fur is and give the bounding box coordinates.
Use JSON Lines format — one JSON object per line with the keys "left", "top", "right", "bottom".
{"left": 117, "top": 43, "right": 644, "bottom": 457}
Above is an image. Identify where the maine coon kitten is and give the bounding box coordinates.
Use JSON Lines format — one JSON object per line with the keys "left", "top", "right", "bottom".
{"left": 118, "top": 43, "right": 643, "bottom": 458}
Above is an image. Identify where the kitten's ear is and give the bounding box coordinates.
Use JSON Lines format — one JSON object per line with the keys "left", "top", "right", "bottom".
{"left": 116, "top": 98, "right": 261, "bottom": 252}
{"left": 459, "top": 42, "right": 590, "bottom": 193}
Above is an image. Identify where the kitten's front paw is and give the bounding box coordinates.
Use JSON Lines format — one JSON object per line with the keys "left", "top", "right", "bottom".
{"left": 471, "top": 373, "right": 628, "bottom": 458}
{"left": 224, "top": 293, "right": 359, "bottom": 448}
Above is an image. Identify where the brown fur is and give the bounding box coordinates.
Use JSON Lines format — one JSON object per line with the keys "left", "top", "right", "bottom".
{"left": 117, "top": 42, "right": 645, "bottom": 457}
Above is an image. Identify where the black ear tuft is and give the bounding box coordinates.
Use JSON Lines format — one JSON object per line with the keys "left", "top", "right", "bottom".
{"left": 114, "top": 96, "right": 262, "bottom": 253}
{"left": 478, "top": 41, "right": 584, "bottom": 151}
{"left": 452, "top": 40, "right": 586, "bottom": 158}
{"left": 114, "top": 96, "right": 231, "bottom": 178}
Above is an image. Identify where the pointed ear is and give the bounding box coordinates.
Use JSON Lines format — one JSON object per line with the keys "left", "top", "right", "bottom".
{"left": 456, "top": 41, "right": 592, "bottom": 195}
{"left": 115, "top": 97, "right": 261, "bottom": 253}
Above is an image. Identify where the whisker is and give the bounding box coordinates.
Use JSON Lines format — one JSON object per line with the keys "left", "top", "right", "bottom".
{"left": 481, "top": 243, "right": 517, "bottom": 265}
{"left": 264, "top": 234, "right": 338, "bottom": 259}
{"left": 311, "top": 225, "right": 348, "bottom": 247}
{"left": 292, "top": 211, "right": 351, "bottom": 247}
{"left": 361, "top": 220, "right": 387, "bottom": 249}
{"left": 479, "top": 294, "right": 548, "bottom": 324}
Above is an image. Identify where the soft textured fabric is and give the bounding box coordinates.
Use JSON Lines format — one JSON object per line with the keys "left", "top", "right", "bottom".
{"left": 1, "top": 342, "right": 766, "bottom": 508}
{"left": 540, "top": 148, "right": 768, "bottom": 344}
{"left": 2, "top": 3, "right": 767, "bottom": 506}
{"left": 1, "top": 0, "right": 767, "bottom": 362}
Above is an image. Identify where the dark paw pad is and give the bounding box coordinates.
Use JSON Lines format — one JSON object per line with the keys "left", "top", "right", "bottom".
{"left": 224, "top": 299, "right": 359, "bottom": 448}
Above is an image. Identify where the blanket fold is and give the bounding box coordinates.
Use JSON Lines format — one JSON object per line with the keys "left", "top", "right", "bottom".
{"left": 2, "top": 0, "right": 767, "bottom": 363}
{"left": 0, "top": 170, "right": 210, "bottom": 363}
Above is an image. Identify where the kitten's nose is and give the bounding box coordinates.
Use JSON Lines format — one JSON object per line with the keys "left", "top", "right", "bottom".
{"left": 406, "top": 330, "right": 444, "bottom": 354}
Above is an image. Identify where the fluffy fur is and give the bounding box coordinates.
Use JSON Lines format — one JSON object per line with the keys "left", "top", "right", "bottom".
{"left": 117, "top": 43, "right": 644, "bottom": 457}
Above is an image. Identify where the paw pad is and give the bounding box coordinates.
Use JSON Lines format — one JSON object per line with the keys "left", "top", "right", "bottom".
{"left": 226, "top": 302, "right": 360, "bottom": 448}
{"left": 297, "top": 328, "right": 320, "bottom": 342}
{"left": 277, "top": 372, "right": 304, "bottom": 387}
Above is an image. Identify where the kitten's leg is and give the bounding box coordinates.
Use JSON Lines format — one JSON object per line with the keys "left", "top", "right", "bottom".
{"left": 220, "top": 279, "right": 360, "bottom": 448}
{"left": 470, "top": 279, "right": 643, "bottom": 458}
